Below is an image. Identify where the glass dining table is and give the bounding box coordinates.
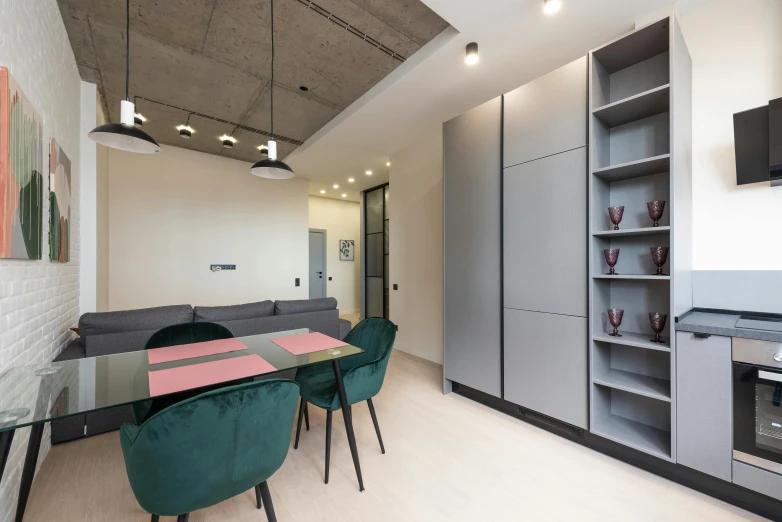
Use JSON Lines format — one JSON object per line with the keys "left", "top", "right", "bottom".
{"left": 0, "top": 328, "right": 366, "bottom": 521}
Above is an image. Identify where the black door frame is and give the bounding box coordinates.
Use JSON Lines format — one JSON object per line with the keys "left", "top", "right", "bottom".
{"left": 363, "top": 182, "right": 389, "bottom": 318}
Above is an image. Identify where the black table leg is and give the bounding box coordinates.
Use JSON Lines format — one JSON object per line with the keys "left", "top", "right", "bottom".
{"left": 16, "top": 422, "right": 44, "bottom": 522}
{"left": 0, "top": 429, "right": 16, "bottom": 485}
{"left": 331, "top": 360, "right": 364, "bottom": 492}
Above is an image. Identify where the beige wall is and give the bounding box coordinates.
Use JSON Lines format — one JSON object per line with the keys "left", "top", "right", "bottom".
{"left": 389, "top": 129, "right": 443, "bottom": 364}
{"left": 108, "top": 144, "right": 310, "bottom": 310}
{"left": 679, "top": 0, "right": 782, "bottom": 269}
{"left": 308, "top": 196, "right": 361, "bottom": 314}
{"left": 96, "top": 97, "right": 110, "bottom": 311}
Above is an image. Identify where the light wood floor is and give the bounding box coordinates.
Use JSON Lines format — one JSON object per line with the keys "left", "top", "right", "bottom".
{"left": 25, "top": 351, "right": 767, "bottom": 522}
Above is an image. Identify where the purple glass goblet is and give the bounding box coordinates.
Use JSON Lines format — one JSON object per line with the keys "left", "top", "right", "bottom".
{"left": 607, "top": 309, "right": 624, "bottom": 337}
{"left": 603, "top": 248, "right": 620, "bottom": 275}
{"left": 650, "top": 246, "right": 669, "bottom": 276}
{"left": 608, "top": 206, "right": 625, "bottom": 230}
{"left": 647, "top": 200, "right": 666, "bottom": 227}
{"left": 649, "top": 313, "right": 668, "bottom": 344}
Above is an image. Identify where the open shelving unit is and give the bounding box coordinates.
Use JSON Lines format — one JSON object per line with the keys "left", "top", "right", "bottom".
{"left": 588, "top": 15, "right": 692, "bottom": 462}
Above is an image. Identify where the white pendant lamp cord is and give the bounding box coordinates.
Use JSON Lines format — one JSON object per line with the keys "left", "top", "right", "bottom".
{"left": 270, "top": 0, "right": 275, "bottom": 141}
{"left": 125, "top": 0, "right": 130, "bottom": 102}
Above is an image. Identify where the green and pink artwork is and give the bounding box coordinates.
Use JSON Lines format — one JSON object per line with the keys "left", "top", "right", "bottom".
{"left": 0, "top": 66, "right": 44, "bottom": 259}
{"left": 49, "top": 138, "right": 71, "bottom": 263}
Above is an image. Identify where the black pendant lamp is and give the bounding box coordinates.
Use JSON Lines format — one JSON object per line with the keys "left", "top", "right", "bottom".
{"left": 250, "top": 0, "right": 294, "bottom": 179}
{"left": 88, "top": 0, "right": 160, "bottom": 154}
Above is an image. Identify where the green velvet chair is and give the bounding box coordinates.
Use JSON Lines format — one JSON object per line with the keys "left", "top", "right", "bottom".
{"left": 121, "top": 378, "right": 299, "bottom": 522}
{"left": 293, "top": 317, "right": 396, "bottom": 483}
{"left": 133, "top": 321, "right": 235, "bottom": 423}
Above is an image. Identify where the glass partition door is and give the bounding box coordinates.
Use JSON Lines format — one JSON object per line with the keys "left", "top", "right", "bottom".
{"left": 364, "top": 183, "right": 389, "bottom": 318}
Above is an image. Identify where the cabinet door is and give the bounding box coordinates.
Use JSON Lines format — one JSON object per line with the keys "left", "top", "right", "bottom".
{"left": 504, "top": 308, "right": 588, "bottom": 429}
{"left": 503, "top": 147, "right": 587, "bottom": 317}
{"left": 443, "top": 97, "right": 502, "bottom": 398}
{"left": 503, "top": 56, "right": 587, "bottom": 168}
{"left": 676, "top": 332, "right": 732, "bottom": 481}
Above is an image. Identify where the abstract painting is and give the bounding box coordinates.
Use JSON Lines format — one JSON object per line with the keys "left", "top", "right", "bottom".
{"left": 0, "top": 67, "right": 43, "bottom": 259}
{"left": 339, "top": 239, "right": 354, "bottom": 261}
{"left": 49, "top": 138, "right": 71, "bottom": 263}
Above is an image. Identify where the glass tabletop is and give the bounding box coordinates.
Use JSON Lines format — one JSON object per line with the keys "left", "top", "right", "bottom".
{"left": 0, "top": 329, "right": 363, "bottom": 432}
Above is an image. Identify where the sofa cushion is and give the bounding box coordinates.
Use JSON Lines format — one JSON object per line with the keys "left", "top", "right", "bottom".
{"left": 79, "top": 305, "right": 194, "bottom": 339}
{"left": 274, "top": 298, "right": 337, "bottom": 316}
{"left": 218, "top": 309, "right": 341, "bottom": 339}
{"left": 194, "top": 300, "right": 274, "bottom": 322}
{"left": 85, "top": 329, "right": 162, "bottom": 357}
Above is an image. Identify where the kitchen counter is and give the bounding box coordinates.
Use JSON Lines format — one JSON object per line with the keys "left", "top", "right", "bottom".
{"left": 676, "top": 309, "right": 782, "bottom": 342}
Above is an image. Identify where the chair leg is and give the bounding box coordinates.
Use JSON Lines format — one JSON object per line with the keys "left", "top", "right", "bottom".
{"left": 255, "top": 484, "right": 262, "bottom": 509}
{"left": 151, "top": 516, "right": 159, "bottom": 522}
{"left": 294, "top": 397, "right": 305, "bottom": 449}
{"left": 259, "top": 481, "right": 277, "bottom": 522}
{"left": 367, "top": 398, "right": 386, "bottom": 454}
{"left": 325, "top": 410, "right": 333, "bottom": 484}
{"left": 176, "top": 514, "right": 189, "bottom": 522}
{"left": 304, "top": 401, "right": 310, "bottom": 431}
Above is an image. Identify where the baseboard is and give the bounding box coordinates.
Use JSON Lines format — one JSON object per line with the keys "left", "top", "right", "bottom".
{"left": 452, "top": 382, "right": 782, "bottom": 522}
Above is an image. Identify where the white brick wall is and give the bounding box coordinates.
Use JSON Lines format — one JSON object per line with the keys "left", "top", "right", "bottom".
{"left": 0, "top": 1, "right": 82, "bottom": 520}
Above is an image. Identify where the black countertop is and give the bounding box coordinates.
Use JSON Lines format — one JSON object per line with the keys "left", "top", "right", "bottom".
{"left": 676, "top": 309, "right": 782, "bottom": 343}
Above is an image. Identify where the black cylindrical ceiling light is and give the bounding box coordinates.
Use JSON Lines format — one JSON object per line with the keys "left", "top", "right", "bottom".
{"left": 88, "top": 0, "right": 160, "bottom": 153}
{"left": 250, "top": 0, "right": 294, "bottom": 180}
{"left": 134, "top": 113, "right": 146, "bottom": 126}
{"left": 257, "top": 144, "right": 269, "bottom": 156}
{"left": 465, "top": 42, "right": 479, "bottom": 65}
{"left": 177, "top": 113, "right": 194, "bottom": 139}
{"left": 220, "top": 135, "right": 237, "bottom": 148}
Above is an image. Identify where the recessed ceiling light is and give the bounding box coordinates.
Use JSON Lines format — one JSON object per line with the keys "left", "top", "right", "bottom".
{"left": 465, "top": 42, "right": 479, "bottom": 65}
{"left": 386, "top": 162, "right": 391, "bottom": 167}
{"left": 341, "top": 193, "right": 347, "bottom": 198}
{"left": 365, "top": 170, "right": 373, "bottom": 175}
{"left": 177, "top": 125, "right": 194, "bottom": 139}
{"left": 333, "top": 184, "right": 339, "bottom": 189}
{"left": 543, "top": 0, "right": 562, "bottom": 14}
{"left": 348, "top": 177, "right": 355, "bottom": 183}
{"left": 219, "top": 134, "right": 237, "bottom": 148}
{"left": 320, "top": 189, "right": 326, "bottom": 194}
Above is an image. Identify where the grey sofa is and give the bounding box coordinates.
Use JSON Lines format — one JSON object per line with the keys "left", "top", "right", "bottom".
{"left": 52, "top": 297, "right": 352, "bottom": 444}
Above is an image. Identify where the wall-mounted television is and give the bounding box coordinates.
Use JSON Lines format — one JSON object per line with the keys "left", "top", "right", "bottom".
{"left": 734, "top": 96, "right": 781, "bottom": 186}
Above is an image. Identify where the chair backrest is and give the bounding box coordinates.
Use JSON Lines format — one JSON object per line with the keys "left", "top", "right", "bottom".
{"left": 121, "top": 379, "right": 299, "bottom": 517}
{"left": 144, "top": 321, "right": 233, "bottom": 350}
{"left": 340, "top": 317, "right": 396, "bottom": 373}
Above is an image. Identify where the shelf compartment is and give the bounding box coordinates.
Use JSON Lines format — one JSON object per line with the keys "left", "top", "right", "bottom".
{"left": 592, "top": 384, "right": 672, "bottom": 460}
{"left": 593, "top": 84, "right": 670, "bottom": 128}
{"left": 593, "top": 331, "right": 670, "bottom": 352}
{"left": 593, "top": 274, "right": 670, "bottom": 280}
{"left": 593, "top": 236, "right": 670, "bottom": 278}
{"left": 592, "top": 154, "right": 670, "bottom": 182}
{"left": 593, "top": 341, "right": 671, "bottom": 401}
{"left": 593, "top": 226, "right": 670, "bottom": 238}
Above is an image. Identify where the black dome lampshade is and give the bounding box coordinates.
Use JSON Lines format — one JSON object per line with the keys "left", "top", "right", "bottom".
{"left": 88, "top": 0, "right": 160, "bottom": 154}
{"left": 249, "top": 0, "right": 294, "bottom": 180}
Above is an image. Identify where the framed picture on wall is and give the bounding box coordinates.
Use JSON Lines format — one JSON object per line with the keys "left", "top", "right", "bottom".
{"left": 339, "top": 239, "right": 354, "bottom": 261}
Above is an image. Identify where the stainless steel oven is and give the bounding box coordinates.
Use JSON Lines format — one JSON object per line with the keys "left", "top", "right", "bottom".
{"left": 733, "top": 337, "right": 782, "bottom": 474}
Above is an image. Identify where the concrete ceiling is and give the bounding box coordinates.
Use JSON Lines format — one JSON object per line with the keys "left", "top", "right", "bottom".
{"left": 57, "top": 0, "right": 449, "bottom": 171}
{"left": 286, "top": 0, "right": 716, "bottom": 201}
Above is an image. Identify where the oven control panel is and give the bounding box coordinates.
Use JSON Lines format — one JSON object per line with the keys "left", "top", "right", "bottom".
{"left": 733, "top": 337, "right": 782, "bottom": 369}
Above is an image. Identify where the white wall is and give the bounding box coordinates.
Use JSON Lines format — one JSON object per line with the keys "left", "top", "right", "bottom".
{"left": 0, "top": 1, "right": 82, "bottom": 519}
{"left": 680, "top": 0, "right": 782, "bottom": 269}
{"left": 96, "top": 98, "right": 109, "bottom": 312}
{"left": 308, "top": 196, "right": 360, "bottom": 313}
{"left": 79, "top": 82, "right": 97, "bottom": 314}
{"left": 108, "top": 144, "right": 309, "bottom": 310}
{"left": 389, "top": 128, "right": 443, "bottom": 364}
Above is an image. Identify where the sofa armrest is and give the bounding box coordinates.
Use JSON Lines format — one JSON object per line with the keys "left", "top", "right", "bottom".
{"left": 338, "top": 318, "right": 352, "bottom": 340}
{"left": 55, "top": 339, "right": 86, "bottom": 361}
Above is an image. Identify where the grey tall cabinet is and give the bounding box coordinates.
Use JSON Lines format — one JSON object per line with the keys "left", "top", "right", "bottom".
{"left": 503, "top": 57, "right": 589, "bottom": 429}
{"left": 443, "top": 98, "right": 502, "bottom": 398}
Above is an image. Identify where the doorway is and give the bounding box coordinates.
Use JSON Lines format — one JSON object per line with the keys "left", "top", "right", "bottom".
{"left": 309, "top": 229, "right": 327, "bottom": 299}
{"left": 363, "top": 183, "right": 389, "bottom": 318}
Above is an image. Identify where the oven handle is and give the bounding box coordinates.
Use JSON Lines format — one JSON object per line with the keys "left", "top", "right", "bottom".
{"left": 758, "top": 370, "right": 782, "bottom": 383}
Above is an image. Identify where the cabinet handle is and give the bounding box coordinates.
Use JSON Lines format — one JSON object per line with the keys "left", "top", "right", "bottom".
{"left": 693, "top": 333, "right": 711, "bottom": 339}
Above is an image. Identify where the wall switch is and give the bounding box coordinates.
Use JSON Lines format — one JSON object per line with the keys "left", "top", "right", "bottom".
{"left": 210, "top": 264, "right": 236, "bottom": 272}
{"left": 393, "top": 284, "right": 398, "bottom": 290}
{"left": 295, "top": 278, "right": 300, "bottom": 287}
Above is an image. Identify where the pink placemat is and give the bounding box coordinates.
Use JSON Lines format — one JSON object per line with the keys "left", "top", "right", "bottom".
{"left": 148, "top": 354, "right": 276, "bottom": 397}
{"left": 147, "top": 338, "right": 248, "bottom": 365}
{"left": 270, "top": 332, "right": 347, "bottom": 356}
